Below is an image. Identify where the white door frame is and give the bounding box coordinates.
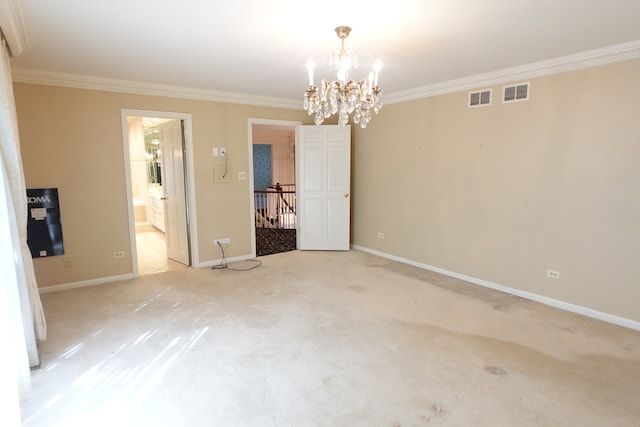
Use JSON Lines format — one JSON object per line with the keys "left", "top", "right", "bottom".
{"left": 121, "top": 109, "right": 200, "bottom": 275}
{"left": 247, "top": 118, "right": 302, "bottom": 257}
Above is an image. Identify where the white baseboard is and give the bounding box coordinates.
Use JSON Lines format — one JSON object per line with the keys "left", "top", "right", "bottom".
{"left": 352, "top": 245, "right": 640, "bottom": 332}
{"left": 38, "top": 273, "right": 135, "bottom": 294}
{"left": 39, "top": 253, "right": 257, "bottom": 293}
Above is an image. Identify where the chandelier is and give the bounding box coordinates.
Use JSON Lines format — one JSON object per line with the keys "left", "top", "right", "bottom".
{"left": 303, "top": 26, "right": 383, "bottom": 128}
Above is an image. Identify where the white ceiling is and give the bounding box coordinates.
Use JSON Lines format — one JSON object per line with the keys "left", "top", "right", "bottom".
{"left": 9, "top": 0, "right": 640, "bottom": 104}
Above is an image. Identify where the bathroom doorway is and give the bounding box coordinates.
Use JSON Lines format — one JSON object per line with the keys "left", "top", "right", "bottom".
{"left": 122, "top": 110, "right": 196, "bottom": 276}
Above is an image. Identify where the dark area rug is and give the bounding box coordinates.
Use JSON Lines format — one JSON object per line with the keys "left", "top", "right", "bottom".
{"left": 255, "top": 228, "right": 296, "bottom": 256}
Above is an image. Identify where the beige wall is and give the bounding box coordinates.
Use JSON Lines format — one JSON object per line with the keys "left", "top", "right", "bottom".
{"left": 352, "top": 58, "right": 640, "bottom": 322}
{"left": 13, "top": 83, "right": 310, "bottom": 287}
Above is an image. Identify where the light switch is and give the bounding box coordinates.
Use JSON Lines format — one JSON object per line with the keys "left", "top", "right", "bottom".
{"left": 212, "top": 147, "right": 219, "bottom": 157}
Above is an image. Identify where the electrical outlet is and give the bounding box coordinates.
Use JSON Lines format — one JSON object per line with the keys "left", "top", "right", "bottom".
{"left": 547, "top": 269, "right": 560, "bottom": 279}
{"left": 63, "top": 256, "right": 72, "bottom": 268}
{"left": 377, "top": 232, "right": 384, "bottom": 239}
{"left": 215, "top": 238, "right": 231, "bottom": 245}
{"left": 220, "top": 147, "right": 227, "bottom": 157}
{"left": 114, "top": 251, "right": 125, "bottom": 258}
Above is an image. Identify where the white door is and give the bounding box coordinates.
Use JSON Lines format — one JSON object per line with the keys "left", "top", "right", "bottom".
{"left": 159, "top": 120, "right": 190, "bottom": 265}
{"left": 296, "top": 125, "right": 351, "bottom": 250}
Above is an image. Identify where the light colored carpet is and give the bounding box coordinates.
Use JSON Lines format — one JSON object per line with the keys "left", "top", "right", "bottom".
{"left": 22, "top": 250, "right": 640, "bottom": 426}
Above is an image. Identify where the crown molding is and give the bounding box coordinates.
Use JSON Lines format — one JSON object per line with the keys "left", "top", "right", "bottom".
{"left": 10, "top": 68, "right": 303, "bottom": 110}
{"left": 0, "top": 0, "right": 30, "bottom": 56}
{"left": 11, "top": 40, "right": 640, "bottom": 108}
{"left": 384, "top": 40, "right": 640, "bottom": 105}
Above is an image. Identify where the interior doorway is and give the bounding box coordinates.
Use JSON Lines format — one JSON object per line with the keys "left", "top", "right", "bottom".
{"left": 248, "top": 119, "right": 301, "bottom": 256}
{"left": 122, "top": 110, "right": 196, "bottom": 276}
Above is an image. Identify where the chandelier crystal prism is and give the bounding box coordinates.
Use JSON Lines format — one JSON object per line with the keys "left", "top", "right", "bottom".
{"left": 303, "top": 26, "right": 383, "bottom": 129}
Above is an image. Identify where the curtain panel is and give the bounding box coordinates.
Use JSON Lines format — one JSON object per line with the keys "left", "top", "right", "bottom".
{"left": 0, "top": 38, "right": 45, "bottom": 350}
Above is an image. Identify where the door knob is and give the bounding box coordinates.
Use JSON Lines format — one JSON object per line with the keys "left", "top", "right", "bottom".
{"left": 344, "top": 192, "right": 349, "bottom": 198}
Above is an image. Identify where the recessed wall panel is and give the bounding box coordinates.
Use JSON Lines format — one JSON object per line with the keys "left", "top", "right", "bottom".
{"left": 304, "top": 146, "right": 323, "bottom": 192}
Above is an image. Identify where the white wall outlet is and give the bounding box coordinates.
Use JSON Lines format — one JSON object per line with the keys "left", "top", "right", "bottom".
{"left": 63, "top": 256, "right": 72, "bottom": 268}
{"left": 237, "top": 171, "right": 247, "bottom": 180}
{"left": 377, "top": 232, "right": 384, "bottom": 239}
{"left": 114, "top": 251, "right": 125, "bottom": 258}
{"left": 547, "top": 269, "right": 560, "bottom": 279}
{"left": 215, "top": 238, "right": 231, "bottom": 245}
{"left": 220, "top": 147, "right": 227, "bottom": 157}
{"left": 212, "top": 147, "right": 219, "bottom": 157}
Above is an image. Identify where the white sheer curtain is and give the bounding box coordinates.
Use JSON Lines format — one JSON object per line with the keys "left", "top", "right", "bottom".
{"left": 0, "top": 37, "right": 45, "bottom": 357}
{"left": 0, "top": 144, "right": 29, "bottom": 420}
{"left": 0, "top": 39, "right": 47, "bottom": 341}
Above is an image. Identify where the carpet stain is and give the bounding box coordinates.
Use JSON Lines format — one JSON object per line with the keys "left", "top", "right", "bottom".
{"left": 347, "top": 285, "right": 368, "bottom": 293}
{"left": 389, "top": 317, "right": 640, "bottom": 412}
{"left": 485, "top": 365, "right": 508, "bottom": 376}
{"left": 430, "top": 403, "right": 446, "bottom": 414}
{"left": 376, "top": 260, "right": 525, "bottom": 310}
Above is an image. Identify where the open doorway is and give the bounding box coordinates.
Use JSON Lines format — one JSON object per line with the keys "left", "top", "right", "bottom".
{"left": 123, "top": 111, "right": 195, "bottom": 275}
{"left": 249, "top": 121, "right": 298, "bottom": 256}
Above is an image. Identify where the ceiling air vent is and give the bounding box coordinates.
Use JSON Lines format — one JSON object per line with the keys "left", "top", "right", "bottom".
{"left": 469, "top": 89, "right": 492, "bottom": 108}
{"left": 503, "top": 82, "right": 530, "bottom": 103}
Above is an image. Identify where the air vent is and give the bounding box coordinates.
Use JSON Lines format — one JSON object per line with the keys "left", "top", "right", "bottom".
{"left": 469, "top": 89, "right": 492, "bottom": 108}
{"left": 503, "top": 82, "right": 530, "bottom": 103}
